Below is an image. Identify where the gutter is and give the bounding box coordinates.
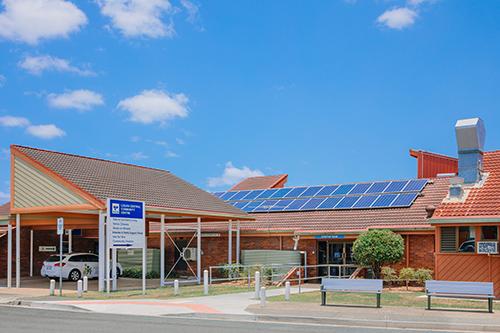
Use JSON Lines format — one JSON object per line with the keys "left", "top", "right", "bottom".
{"left": 430, "top": 217, "right": 500, "bottom": 224}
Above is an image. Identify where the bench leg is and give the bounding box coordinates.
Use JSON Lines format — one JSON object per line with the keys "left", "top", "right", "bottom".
{"left": 488, "top": 299, "right": 493, "bottom": 313}
{"left": 321, "top": 291, "right": 326, "bottom": 306}
{"left": 427, "top": 295, "right": 431, "bottom": 310}
{"left": 376, "top": 293, "right": 381, "bottom": 308}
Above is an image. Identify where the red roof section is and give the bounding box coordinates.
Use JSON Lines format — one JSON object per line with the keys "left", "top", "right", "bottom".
{"left": 434, "top": 151, "right": 500, "bottom": 218}
{"left": 0, "top": 202, "right": 9, "bottom": 215}
{"left": 230, "top": 174, "right": 288, "bottom": 191}
{"left": 409, "top": 149, "right": 458, "bottom": 179}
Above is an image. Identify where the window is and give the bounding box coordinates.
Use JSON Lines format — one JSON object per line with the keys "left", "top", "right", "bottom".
{"left": 69, "top": 255, "right": 84, "bottom": 262}
{"left": 440, "top": 227, "right": 457, "bottom": 252}
{"left": 441, "top": 226, "right": 475, "bottom": 253}
{"left": 481, "top": 226, "right": 498, "bottom": 241}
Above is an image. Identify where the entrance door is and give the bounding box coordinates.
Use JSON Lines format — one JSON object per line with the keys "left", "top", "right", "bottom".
{"left": 317, "top": 241, "right": 355, "bottom": 277}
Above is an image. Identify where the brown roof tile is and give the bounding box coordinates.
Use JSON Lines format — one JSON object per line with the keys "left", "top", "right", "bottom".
{"left": 13, "top": 145, "right": 247, "bottom": 217}
{"left": 0, "top": 202, "right": 9, "bottom": 215}
{"left": 230, "top": 174, "right": 288, "bottom": 191}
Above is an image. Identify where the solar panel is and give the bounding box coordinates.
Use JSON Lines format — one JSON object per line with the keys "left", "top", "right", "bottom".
{"left": 213, "top": 192, "right": 224, "bottom": 198}
{"left": 254, "top": 199, "right": 278, "bottom": 212}
{"left": 390, "top": 193, "right": 419, "bottom": 207}
{"left": 270, "top": 188, "right": 292, "bottom": 199}
{"left": 286, "top": 198, "right": 309, "bottom": 210}
{"left": 300, "top": 198, "right": 326, "bottom": 210}
{"left": 384, "top": 180, "right": 409, "bottom": 193}
{"left": 353, "top": 195, "right": 379, "bottom": 208}
{"left": 230, "top": 190, "right": 250, "bottom": 201}
{"left": 233, "top": 201, "right": 249, "bottom": 209}
{"left": 221, "top": 191, "right": 238, "bottom": 200}
{"left": 336, "top": 196, "right": 361, "bottom": 209}
{"left": 299, "top": 186, "right": 324, "bottom": 197}
{"left": 242, "top": 190, "right": 264, "bottom": 200}
{"left": 317, "top": 197, "right": 342, "bottom": 209}
{"left": 349, "top": 183, "right": 373, "bottom": 195}
{"left": 315, "top": 185, "right": 339, "bottom": 196}
{"left": 402, "top": 179, "right": 427, "bottom": 192}
{"left": 257, "top": 189, "right": 280, "bottom": 199}
{"left": 284, "top": 187, "right": 307, "bottom": 198}
{"left": 269, "top": 199, "right": 294, "bottom": 211}
{"left": 242, "top": 200, "right": 264, "bottom": 212}
{"left": 371, "top": 194, "right": 397, "bottom": 207}
{"left": 333, "top": 184, "right": 355, "bottom": 195}
{"left": 366, "top": 182, "right": 390, "bottom": 193}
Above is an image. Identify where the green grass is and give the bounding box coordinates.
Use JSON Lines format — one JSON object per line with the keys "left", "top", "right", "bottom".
{"left": 269, "top": 290, "right": 500, "bottom": 310}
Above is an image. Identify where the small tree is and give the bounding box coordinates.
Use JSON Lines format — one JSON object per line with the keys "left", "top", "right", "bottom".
{"left": 399, "top": 267, "right": 416, "bottom": 290}
{"left": 414, "top": 268, "right": 433, "bottom": 286}
{"left": 352, "top": 229, "right": 404, "bottom": 279}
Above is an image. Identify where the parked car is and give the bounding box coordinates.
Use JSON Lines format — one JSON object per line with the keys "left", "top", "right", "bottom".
{"left": 41, "top": 253, "right": 123, "bottom": 281}
{"left": 459, "top": 239, "right": 475, "bottom": 252}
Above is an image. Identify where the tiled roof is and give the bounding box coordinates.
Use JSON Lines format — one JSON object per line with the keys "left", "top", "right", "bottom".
{"left": 434, "top": 151, "right": 500, "bottom": 218}
{"left": 0, "top": 202, "right": 9, "bottom": 215}
{"left": 13, "top": 146, "right": 247, "bottom": 217}
{"left": 230, "top": 174, "right": 288, "bottom": 191}
{"left": 151, "top": 177, "right": 450, "bottom": 234}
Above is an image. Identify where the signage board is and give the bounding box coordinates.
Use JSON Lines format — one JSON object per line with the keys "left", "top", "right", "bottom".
{"left": 107, "top": 198, "right": 145, "bottom": 249}
{"left": 56, "top": 218, "right": 64, "bottom": 235}
{"left": 39, "top": 246, "right": 56, "bottom": 252}
{"left": 315, "top": 235, "right": 345, "bottom": 240}
{"left": 477, "top": 241, "right": 498, "bottom": 254}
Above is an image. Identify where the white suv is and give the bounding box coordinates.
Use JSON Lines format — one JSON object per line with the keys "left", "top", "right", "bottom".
{"left": 41, "top": 253, "right": 123, "bottom": 282}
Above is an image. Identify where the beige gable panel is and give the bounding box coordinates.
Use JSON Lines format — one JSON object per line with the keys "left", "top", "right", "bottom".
{"left": 13, "top": 157, "right": 89, "bottom": 208}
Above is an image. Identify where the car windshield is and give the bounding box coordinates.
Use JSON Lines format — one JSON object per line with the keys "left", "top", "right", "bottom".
{"left": 46, "top": 255, "right": 65, "bottom": 262}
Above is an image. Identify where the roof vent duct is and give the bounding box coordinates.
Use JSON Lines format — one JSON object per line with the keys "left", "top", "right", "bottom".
{"left": 455, "top": 118, "right": 485, "bottom": 184}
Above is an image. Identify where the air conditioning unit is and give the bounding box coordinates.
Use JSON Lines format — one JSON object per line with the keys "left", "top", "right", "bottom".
{"left": 182, "top": 247, "right": 197, "bottom": 261}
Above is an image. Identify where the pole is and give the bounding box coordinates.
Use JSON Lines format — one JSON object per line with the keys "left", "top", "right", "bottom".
{"left": 203, "top": 270, "right": 209, "bottom": 295}
{"left": 106, "top": 213, "right": 111, "bottom": 294}
{"left": 112, "top": 248, "right": 117, "bottom": 291}
{"left": 197, "top": 217, "right": 201, "bottom": 284}
{"left": 236, "top": 220, "right": 240, "bottom": 265}
{"left": 15, "top": 214, "right": 20, "bottom": 288}
{"left": 160, "top": 214, "right": 165, "bottom": 287}
{"left": 7, "top": 222, "right": 12, "bottom": 288}
{"left": 142, "top": 228, "right": 147, "bottom": 295}
{"left": 29, "top": 230, "right": 33, "bottom": 277}
{"left": 254, "top": 271, "right": 260, "bottom": 299}
{"left": 228, "top": 220, "right": 232, "bottom": 265}
{"left": 59, "top": 225, "right": 63, "bottom": 296}
{"left": 98, "top": 211, "right": 105, "bottom": 292}
{"left": 68, "top": 229, "right": 72, "bottom": 253}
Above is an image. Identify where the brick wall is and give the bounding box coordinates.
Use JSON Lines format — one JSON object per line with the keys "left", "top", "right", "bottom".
{"left": 392, "top": 234, "right": 435, "bottom": 272}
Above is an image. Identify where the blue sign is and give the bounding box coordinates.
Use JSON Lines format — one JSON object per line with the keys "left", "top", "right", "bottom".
{"left": 109, "top": 199, "right": 144, "bottom": 219}
{"left": 315, "top": 235, "right": 345, "bottom": 239}
{"left": 107, "top": 198, "right": 145, "bottom": 249}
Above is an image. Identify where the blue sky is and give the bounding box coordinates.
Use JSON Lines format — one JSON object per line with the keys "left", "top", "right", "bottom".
{"left": 1, "top": 0, "right": 500, "bottom": 204}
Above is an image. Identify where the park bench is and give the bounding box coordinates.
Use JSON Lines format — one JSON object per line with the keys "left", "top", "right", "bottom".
{"left": 320, "top": 278, "right": 383, "bottom": 308}
{"left": 425, "top": 280, "right": 495, "bottom": 313}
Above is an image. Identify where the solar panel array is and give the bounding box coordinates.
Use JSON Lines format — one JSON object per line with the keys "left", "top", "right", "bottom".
{"left": 213, "top": 179, "right": 427, "bottom": 213}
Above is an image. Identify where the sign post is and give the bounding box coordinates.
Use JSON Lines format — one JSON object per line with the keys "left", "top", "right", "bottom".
{"left": 57, "top": 217, "right": 64, "bottom": 296}
{"left": 107, "top": 199, "right": 146, "bottom": 294}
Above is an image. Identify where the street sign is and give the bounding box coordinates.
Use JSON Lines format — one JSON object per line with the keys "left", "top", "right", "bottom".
{"left": 107, "top": 199, "right": 145, "bottom": 249}
{"left": 56, "top": 218, "right": 64, "bottom": 235}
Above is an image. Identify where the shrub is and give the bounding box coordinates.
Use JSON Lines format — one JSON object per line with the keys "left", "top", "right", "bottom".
{"left": 414, "top": 268, "right": 433, "bottom": 286}
{"left": 122, "top": 267, "right": 160, "bottom": 279}
{"left": 399, "top": 267, "right": 415, "bottom": 290}
{"left": 352, "top": 229, "right": 404, "bottom": 278}
{"left": 381, "top": 266, "right": 397, "bottom": 281}
{"left": 221, "top": 264, "right": 242, "bottom": 279}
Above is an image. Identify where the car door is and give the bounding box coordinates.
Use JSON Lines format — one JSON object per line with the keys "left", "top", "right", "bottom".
{"left": 67, "top": 255, "right": 84, "bottom": 277}
{"left": 84, "top": 254, "right": 99, "bottom": 278}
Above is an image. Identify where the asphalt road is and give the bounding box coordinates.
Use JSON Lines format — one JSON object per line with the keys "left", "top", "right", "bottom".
{"left": 0, "top": 305, "right": 462, "bottom": 333}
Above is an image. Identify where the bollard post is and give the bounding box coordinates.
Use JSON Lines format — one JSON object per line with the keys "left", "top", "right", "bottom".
{"left": 49, "top": 279, "right": 55, "bottom": 296}
{"left": 260, "top": 287, "right": 266, "bottom": 307}
{"left": 83, "top": 276, "right": 88, "bottom": 292}
{"left": 254, "top": 271, "right": 261, "bottom": 299}
{"left": 285, "top": 281, "right": 291, "bottom": 301}
{"left": 77, "top": 280, "right": 83, "bottom": 298}
{"left": 203, "top": 270, "right": 209, "bottom": 295}
{"left": 174, "top": 279, "right": 179, "bottom": 296}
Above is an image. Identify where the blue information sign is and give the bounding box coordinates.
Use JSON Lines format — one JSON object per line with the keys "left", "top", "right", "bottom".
{"left": 107, "top": 198, "right": 145, "bottom": 249}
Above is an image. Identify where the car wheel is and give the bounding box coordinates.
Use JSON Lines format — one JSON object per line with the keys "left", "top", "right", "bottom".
{"left": 116, "top": 268, "right": 121, "bottom": 279}
{"left": 69, "top": 269, "right": 81, "bottom": 282}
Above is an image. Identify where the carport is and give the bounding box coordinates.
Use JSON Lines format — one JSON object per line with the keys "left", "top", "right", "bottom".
{"left": 3, "top": 145, "right": 251, "bottom": 291}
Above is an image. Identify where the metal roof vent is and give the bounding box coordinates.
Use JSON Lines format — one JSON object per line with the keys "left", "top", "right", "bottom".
{"left": 455, "top": 118, "right": 485, "bottom": 184}
{"left": 448, "top": 176, "right": 464, "bottom": 200}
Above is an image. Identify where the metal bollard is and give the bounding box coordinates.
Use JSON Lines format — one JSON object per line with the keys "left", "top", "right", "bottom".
{"left": 285, "top": 281, "right": 291, "bottom": 301}
{"left": 174, "top": 279, "right": 179, "bottom": 295}
{"left": 77, "top": 280, "right": 83, "bottom": 298}
{"left": 49, "top": 279, "right": 55, "bottom": 296}
{"left": 83, "top": 276, "right": 88, "bottom": 292}
{"left": 254, "top": 271, "right": 261, "bottom": 299}
{"left": 203, "top": 270, "right": 209, "bottom": 295}
{"left": 260, "top": 287, "right": 266, "bottom": 307}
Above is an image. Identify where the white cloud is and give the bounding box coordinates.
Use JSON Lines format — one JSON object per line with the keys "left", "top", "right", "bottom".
{"left": 97, "top": 0, "right": 175, "bottom": 38}
{"left": 0, "top": 115, "right": 30, "bottom": 127}
{"left": 47, "top": 89, "right": 104, "bottom": 111}
{"left": 118, "top": 89, "right": 189, "bottom": 125}
{"left": 131, "top": 151, "right": 148, "bottom": 160}
{"left": 175, "top": 138, "right": 185, "bottom": 145}
{"left": 165, "top": 150, "right": 178, "bottom": 158}
{"left": 0, "top": 74, "right": 5, "bottom": 87}
{"left": 180, "top": 0, "right": 200, "bottom": 25}
{"left": 19, "top": 55, "right": 95, "bottom": 76}
{"left": 26, "top": 124, "right": 65, "bottom": 139}
{"left": 377, "top": 7, "right": 417, "bottom": 30}
{"left": 0, "top": 0, "right": 87, "bottom": 44}
{"left": 408, "top": 0, "right": 434, "bottom": 5}
{"left": 0, "top": 191, "right": 9, "bottom": 203}
{"left": 207, "top": 162, "right": 264, "bottom": 188}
